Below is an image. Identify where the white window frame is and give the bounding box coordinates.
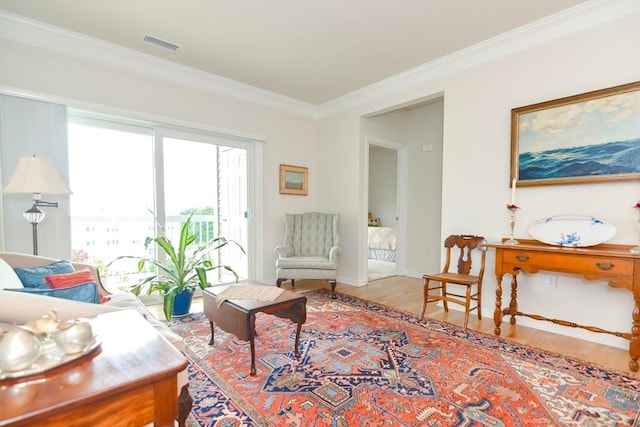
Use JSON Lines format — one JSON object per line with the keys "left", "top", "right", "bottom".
{"left": 68, "top": 110, "right": 258, "bottom": 284}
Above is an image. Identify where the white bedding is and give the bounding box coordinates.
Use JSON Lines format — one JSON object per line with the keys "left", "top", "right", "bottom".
{"left": 368, "top": 226, "right": 396, "bottom": 261}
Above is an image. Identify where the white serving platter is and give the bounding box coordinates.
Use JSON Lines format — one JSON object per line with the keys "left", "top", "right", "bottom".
{"left": 528, "top": 214, "right": 616, "bottom": 247}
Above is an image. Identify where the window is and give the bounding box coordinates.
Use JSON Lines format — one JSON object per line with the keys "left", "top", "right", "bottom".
{"left": 68, "top": 113, "right": 252, "bottom": 293}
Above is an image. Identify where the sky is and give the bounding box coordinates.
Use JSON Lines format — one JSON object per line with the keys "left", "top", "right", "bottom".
{"left": 518, "top": 90, "right": 639, "bottom": 154}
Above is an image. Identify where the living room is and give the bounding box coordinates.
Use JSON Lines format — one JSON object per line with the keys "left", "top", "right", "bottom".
{"left": 0, "top": 0, "right": 639, "bottom": 362}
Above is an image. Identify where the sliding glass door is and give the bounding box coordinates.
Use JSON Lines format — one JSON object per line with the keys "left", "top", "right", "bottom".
{"left": 161, "top": 133, "right": 248, "bottom": 284}
{"left": 68, "top": 113, "right": 252, "bottom": 293}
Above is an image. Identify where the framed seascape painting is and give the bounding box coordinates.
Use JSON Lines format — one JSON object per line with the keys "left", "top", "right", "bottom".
{"left": 511, "top": 81, "right": 640, "bottom": 187}
{"left": 279, "top": 164, "right": 308, "bottom": 195}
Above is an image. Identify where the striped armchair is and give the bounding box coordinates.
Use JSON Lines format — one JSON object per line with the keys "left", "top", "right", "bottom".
{"left": 275, "top": 212, "right": 340, "bottom": 293}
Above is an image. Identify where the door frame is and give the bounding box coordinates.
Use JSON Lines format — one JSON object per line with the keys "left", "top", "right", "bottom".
{"left": 364, "top": 136, "right": 408, "bottom": 279}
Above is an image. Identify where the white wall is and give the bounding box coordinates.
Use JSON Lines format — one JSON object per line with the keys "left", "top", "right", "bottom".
{"left": 321, "top": 13, "right": 640, "bottom": 348}
{"left": 368, "top": 146, "right": 396, "bottom": 227}
{"left": 0, "top": 9, "right": 638, "bottom": 349}
{"left": 0, "top": 37, "right": 322, "bottom": 283}
{"left": 0, "top": 95, "right": 71, "bottom": 259}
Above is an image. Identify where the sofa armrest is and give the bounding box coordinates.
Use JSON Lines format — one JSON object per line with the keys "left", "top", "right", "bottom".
{"left": 0, "top": 289, "right": 121, "bottom": 324}
{"left": 329, "top": 246, "right": 341, "bottom": 261}
{"left": 0, "top": 252, "right": 111, "bottom": 296}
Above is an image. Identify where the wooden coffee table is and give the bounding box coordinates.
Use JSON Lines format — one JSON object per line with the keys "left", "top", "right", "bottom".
{"left": 0, "top": 310, "right": 187, "bottom": 427}
{"left": 203, "top": 282, "right": 307, "bottom": 375}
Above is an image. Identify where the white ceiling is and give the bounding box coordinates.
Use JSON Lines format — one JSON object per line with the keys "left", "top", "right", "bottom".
{"left": 0, "top": 0, "right": 588, "bottom": 106}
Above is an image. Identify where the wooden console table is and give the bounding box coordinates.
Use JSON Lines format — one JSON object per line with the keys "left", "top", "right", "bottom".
{"left": 485, "top": 239, "right": 640, "bottom": 372}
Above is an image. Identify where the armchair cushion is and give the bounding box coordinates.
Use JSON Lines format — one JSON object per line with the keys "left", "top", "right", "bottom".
{"left": 6, "top": 282, "right": 101, "bottom": 304}
{"left": 276, "top": 255, "right": 338, "bottom": 270}
{"left": 14, "top": 260, "right": 75, "bottom": 289}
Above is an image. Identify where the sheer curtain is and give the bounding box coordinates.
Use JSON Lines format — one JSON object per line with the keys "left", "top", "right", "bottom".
{"left": 0, "top": 94, "right": 71, "bottom": 258}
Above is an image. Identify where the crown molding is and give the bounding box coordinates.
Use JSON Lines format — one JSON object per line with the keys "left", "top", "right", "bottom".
{"left": 1, "top": 0, "right": 638, "bottom": 120}
{"left": 0, "top": 10, "right": 320, "bottom": 119}
{"left": 317, "top": 0, "right": 640, "bottom": 117}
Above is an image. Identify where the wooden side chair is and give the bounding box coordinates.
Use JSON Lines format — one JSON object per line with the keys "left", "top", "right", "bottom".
{"left": 420, "top": 234, "right": 487, "bottom": 329}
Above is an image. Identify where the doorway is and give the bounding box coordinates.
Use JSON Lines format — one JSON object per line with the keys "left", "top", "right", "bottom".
{"left": 366, "top": 137, "right": 407, "bottom": 282}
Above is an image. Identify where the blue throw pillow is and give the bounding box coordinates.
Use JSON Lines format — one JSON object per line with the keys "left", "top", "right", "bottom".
{"left": 14, "top": 260, "right": 76, "bottom": 289}
{"left": 6, "top": 282, "right": 101, "bottom": 304}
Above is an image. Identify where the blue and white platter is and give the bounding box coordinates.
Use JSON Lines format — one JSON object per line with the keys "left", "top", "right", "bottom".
{"left": 528, "top": 214, "right": 616, "bottom": 247}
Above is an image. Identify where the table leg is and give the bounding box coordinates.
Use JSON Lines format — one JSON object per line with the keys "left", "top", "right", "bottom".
{"left": 630, "top": 295, "right": 640, "bottom": 372}
{"left": 249, "top": 313, "right": 257, "bottom": 376}
{"left": 493, "top": 274, "right": 503, "bottom": 335}
{"left": 509, "top": 272, "right": 519, "bottom": 325}
{"left": 208, "top": 321, "right": 215, "bottom": 346}
{"left": 294, "top": 321, "right": 302, "bottom": 359}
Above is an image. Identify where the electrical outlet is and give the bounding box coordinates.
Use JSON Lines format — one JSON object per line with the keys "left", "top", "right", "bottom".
{"left": 545, "top": 275, "right": 557, "bottom": 289}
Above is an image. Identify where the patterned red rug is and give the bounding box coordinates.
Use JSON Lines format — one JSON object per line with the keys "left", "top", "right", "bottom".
{"left": 168, "top": 289, "right": 640, "bottom": 426}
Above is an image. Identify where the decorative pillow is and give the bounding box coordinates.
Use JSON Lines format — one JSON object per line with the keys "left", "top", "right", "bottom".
{"left": 7, "top": 282, "right": 101, "bottom": 304}
{"left": 45, "top": 270, "right": 111, "bottom": 303}
{"left": 45, "top": 270, "right": 94, "bottom": 289}
{"left": 0, "top": 258, "right": 24, "bottom": 290}
{"left": 14, "top": 260, "right": 75, "bottom": 289}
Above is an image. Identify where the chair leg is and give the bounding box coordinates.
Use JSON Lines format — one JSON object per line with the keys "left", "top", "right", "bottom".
{"left": 463, "top": 286, "right": 472, "bottom": 329}
{"left": 327, "top": 280, "right": 337, "bottom": 298}
{"left": 420, "top": 279, "right": 429, "bottom": 320}
{"left": 476, "top": 284, "right": 482, "bottom": 319}
{"left": 441, "top": 282, "right": 449, "bottom": 312}
{"left": 276, "top": 279, "right": 284, "bottom": 288}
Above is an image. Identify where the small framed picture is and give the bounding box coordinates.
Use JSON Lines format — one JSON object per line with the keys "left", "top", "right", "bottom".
{"left": 279, "top": 164, "right": 308, "bottom": 195}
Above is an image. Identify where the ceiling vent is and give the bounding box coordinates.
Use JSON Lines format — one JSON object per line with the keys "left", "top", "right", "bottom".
{"left": 143, "top": 35, "right": 179, "bottom": 52}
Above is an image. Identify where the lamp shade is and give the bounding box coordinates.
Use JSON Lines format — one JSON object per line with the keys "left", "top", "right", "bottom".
{"left": 3, "top": 156, "right": 72, "bottom": 195}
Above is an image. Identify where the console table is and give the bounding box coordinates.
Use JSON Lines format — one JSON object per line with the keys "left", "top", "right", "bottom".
{"left": 485, "top": 239, "right": 640, "bottom": 372}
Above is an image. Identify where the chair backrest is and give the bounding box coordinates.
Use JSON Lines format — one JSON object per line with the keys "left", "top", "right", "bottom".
{"left": 441, "top": 235, "right": 487, "bottom": 277}
{"left": 283, "top": 212, "right": 339, "bottom": 257}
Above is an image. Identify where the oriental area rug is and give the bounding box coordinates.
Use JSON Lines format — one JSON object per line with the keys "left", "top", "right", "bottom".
{"left": 168, "top": 289, "right": 640, "bottom": 426}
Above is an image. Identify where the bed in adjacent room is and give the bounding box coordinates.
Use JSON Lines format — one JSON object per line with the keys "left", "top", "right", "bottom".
{"left": 367, "top": 226, "right": 396, "bottom": 262}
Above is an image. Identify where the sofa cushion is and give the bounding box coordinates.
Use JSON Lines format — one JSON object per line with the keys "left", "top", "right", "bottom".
{"left": 45, "top": 270, "right": 111, "bottom": 303}
{"left": 14, "top": 260, "right": 75, "bottom": 289}
{"left": 7, "top": 282, "right": 101, "bottom": 304}
{"left": 0, "top": 258, "right": 23, "bottom": 290}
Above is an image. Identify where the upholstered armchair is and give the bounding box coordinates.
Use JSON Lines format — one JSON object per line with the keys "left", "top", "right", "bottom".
{"left": 275, "top": 212, "right": 340, "bottom": 293}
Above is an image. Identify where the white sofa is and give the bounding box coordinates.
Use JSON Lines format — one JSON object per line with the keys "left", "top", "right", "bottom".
{"left": 0, "top": 252, "right": 192, "bottom": 427}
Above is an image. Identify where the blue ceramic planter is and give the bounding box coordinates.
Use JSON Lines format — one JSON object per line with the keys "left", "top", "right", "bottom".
{"left": 172, "top": 289, "right": 194, "bottom": 318}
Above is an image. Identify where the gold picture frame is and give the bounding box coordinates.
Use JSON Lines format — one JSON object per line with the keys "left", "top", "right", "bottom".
{"left": 511, "top": 81, "right": 640, "bottom": 187}
{"left": 279, "top": 164, "right": 308, "bottom": 195}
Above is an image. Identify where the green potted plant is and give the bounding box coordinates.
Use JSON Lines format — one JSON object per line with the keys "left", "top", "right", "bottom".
{"left": 112, "top": 213, "right": 244, "bottom": 320}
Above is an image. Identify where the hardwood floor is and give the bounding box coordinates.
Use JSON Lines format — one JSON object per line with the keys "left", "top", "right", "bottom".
{"left": 278, "top": 276, "right": 637, "bottom": 375}
{"left": 160, "top": 275, "right": 636, "bottom": 375}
